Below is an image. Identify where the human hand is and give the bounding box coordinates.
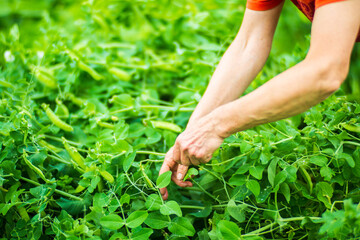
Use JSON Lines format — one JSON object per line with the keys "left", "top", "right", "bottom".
{"left": 159, "top": 113, "right": 225, "bottom": 200}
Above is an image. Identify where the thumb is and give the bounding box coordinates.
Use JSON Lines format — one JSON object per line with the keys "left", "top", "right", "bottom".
{"left": 176, "top": 164, "right": 188, "bottom": 181}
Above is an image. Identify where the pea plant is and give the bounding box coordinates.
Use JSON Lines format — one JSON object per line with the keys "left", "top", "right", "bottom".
{"left": 0, "top": 1, "right": 360, "bottom": 239}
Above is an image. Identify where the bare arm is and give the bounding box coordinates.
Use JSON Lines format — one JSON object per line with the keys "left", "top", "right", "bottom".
{"left": 159, "top": 0, "right": 360, "bottom": 200}
{"left": 187, "top": 4, "right": 283, "bottom": 126}
{"left": 158, "top": 5, "right": 284, "bottom": 200}
{"left": 212, "top": 0, "right": 360, "bottom": 137}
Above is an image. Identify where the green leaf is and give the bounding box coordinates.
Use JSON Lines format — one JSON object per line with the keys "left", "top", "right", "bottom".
{"left": 156, "top": 171, "right": 172, "bottom": 188}
{"left": 184, "top": 167, "right": 199, "bottom": 180}
{"left": 338, "top": 153, "right": 355, "bottom": 168}
{"left": 131, "top": 228, "right": 153, "bottom": 240}
{"left": 159, "top": 201, "right": 182, "bottom": 217}
{"left": 274, "top": 171, "right": 287, "bottom": 191}
{"left": 268, "top": 158, "right": 278, "bottom": 187}
{"left": 123, "top": 152, "right": 136, "bottom": 172}
{"left": 249, "top": 166, "right": 264, "bottom": 180}
{"left": 320, "top": 166, "right": 335, "bottom": 181}
{"left": 217, "top": 220, "right": 241, "bottom": 240}
{"left": 168, "top": 217, "right": 195, "bottom": 236}
{"left": 120, "top": 194, "right": 130, "bottom": 206}
{"left": 309, "top": 156, "right": 328, "bottom": 167}
{"left": 126, "top": 211, "right": 148, "bottom": 228}
{"left": 100, "top": 214, "right": 124, "bottom": 230}
{"left": 145, "top": 194, "right": 162, "bottom": 211}
{"left": 280, "top": 183, "right": 291, "bottom": 203}
{"left": 226, "top": 200, "right": 246, "bottom": 223}
{"left": 246, "top": 180, "right": 260, "bottom": 197}
{"left": 228, "top": 175, "right": 246, "bottom": 186}
{"left": 144, "top": 212, "right": 169, "bottom": 229}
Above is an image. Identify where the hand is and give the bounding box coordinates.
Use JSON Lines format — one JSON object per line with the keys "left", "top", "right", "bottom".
{"left": 158, "top": 147, "right": 193, "bottom": 200}
{"left": 159, "top": 113, "right": 225, "bottom": 200}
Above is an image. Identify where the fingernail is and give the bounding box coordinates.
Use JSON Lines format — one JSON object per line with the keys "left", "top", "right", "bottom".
{"left": 177, "top": 173, "right": 183, "bottom": 180}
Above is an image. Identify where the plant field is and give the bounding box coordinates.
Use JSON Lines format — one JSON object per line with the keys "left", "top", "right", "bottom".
{"left": 0, "top": 0, "right": 360, "bottom": 239}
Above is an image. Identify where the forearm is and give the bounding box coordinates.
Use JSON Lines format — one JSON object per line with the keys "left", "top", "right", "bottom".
{"left": 188, "top": 39, "right": 270, "bottom": 126}
{"left": 213, "top": 58, "right": 346, "bottom": 137}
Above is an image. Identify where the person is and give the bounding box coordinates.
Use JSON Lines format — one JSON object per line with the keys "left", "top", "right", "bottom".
{"left": 159, "top": 0, "right": 360, "bottom": 200}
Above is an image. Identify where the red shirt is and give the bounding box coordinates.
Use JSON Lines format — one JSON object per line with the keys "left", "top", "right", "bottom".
{"left": 246, "top": 0, "right": 360, "bottom": 42}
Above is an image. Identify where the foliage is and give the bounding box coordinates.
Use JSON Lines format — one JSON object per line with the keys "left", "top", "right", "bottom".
{"left": 0, "top": 0, "right": 360, "bottom": 239}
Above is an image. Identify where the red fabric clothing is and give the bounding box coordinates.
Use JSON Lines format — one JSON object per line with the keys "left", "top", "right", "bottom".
{"left": 246, "top": 0, "right": 360, "bottom": 42}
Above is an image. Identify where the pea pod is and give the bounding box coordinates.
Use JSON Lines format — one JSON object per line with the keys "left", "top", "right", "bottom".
{"left": 150, "top": 120, "right": 182, "bottom": 133}
{"left": 0, "top": 79, "right": 14, "bottom": 88}
{"left": 66, "top": 93, "right": 86, "bottom": 106}
{"left": 108, "top": 67, "right": 131, "bottom": 81}
{"left": 55, "top": 99, "right": 69, "bottom": 118}
{"left": 140, "top": 164, "right": 155, "bottom": 189}
{"left": 97, "top": 120, "right": 114, "bottom": 129}
{"left": 62, "top": 137, "right": 86, "bottom": 170}
{"left": 17, "top": 205, "right": 30, "bottom": 222}
{"left": 23, "top": 151, "right": 49, "bottom": 183}
{"left": 299, "top": 165, "right": 313, "bottom": 195}
{"left": 39, "top": 140, "right": 63, "bottom": 153}
{"left": 42, "top": 104, "right": 73, "bottom": 132}
{"left": 33, "top": 68, "right": 57, "bottom": 89}
{"left": 78, "top": 61, "right": 103, "bottom": 80}
{"left": 99, "top": 169, "right": 115, "bottom": 183}
{"left": 342, "top": 123, "right": 360, "bottom": 133}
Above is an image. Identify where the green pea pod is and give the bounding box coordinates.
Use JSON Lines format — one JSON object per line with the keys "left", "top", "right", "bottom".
{"left": 140, "top": 164, "right": 155, "bottom": 189}
{"left": 66, "top": 93, "right": 86, "bottom": 106}
{"left": 108, "top": 67, "right": 131, "bottom": 81}
{"left": 150, "top": 120, "right": 182, "bottom": 133}
{"left": 343, "top": 123, "right": 360, "bottom": 133}
{"left": 0, "top": 79, "right": 14, "bottom": 88}
{"left": 23, "top": 152, "right": 49, "bottom": 183}
{"left": 97, "top": 120, "right": 115, "bottom": 129}
{"left": 17, "top": 206, "right": 30, "bottom": 222}
{"left": 78, "top": 61, "right": 103, "bottom": 81}
{"left": 62, "top": 137, "right": 86, "bottom": 170}
{"left": 299, "top": 166, "right": 313, "bottom": 195}
{"left": 33, "top": 68, "right": 57, "bottom": 89}
{"left": 99, "top": 169, "right": 115, "bottom": 183}
{"left": 55, "top": 99, "right": 69, "bottom": 118}
{"left": 42, "top": 104, "right": 74, "bottom": 132}
{"left": 39, "top": 140, "right": 63, "bottom": 153}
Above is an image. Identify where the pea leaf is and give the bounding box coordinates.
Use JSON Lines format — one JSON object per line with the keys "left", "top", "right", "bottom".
{"left": 226, "top": 200, "right": 246, "bottom": 223}
{"left": 160, "top": 201, "right": 182, "bottom": 217}
{"left": 246, "top": 180, "right": 260, "bottom": 197}
{"left": 123, "top": 152, "right": 136, "bottom": 172}
{"left": 168, "top": 217, "right": 195, "bottom": 236}
{"left": 268, "top": 158, "right": 278, "bottom": 187}
{"left": 145, "top": 194, "right": 162, "bottom": 211}
{"left": 310, "top": 156, "right": 328, "bottom": 167}
{"left": 156, "top": 171, "right": 172, "bottom": 188}
{"left": 100, "top": 214, "right": 124, "bottom": 230}
{"left": 217, "top": 220, "right": 241, "bottom": 240}
{"left": 249, "top": 165, "right": 264, "bottom": 180}
{"left": 126, "top": 211, "right": 148, "bottom": 228}
{"left": 144, "top": 212, "right": 169, "bottom": 229}
{"left": 131, "top": 228, "right": 153, "bottom": 240}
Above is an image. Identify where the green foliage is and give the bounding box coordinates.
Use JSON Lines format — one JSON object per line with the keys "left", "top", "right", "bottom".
{"left": 0, "top": 0, "right": 360, "bottom": 239}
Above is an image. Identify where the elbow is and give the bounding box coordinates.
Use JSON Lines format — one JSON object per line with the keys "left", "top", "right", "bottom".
{"left": 307, "top": 58, "right": 349, "bottom": 97}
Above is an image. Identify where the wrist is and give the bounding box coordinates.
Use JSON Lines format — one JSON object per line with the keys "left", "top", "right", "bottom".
{"left": 209, "top": 107, "right": 232, "bottom": 139}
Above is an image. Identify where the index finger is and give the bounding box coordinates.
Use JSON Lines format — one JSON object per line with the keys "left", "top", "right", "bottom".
{"left": 159, "top": 147, "right": 176, "bottom": 200}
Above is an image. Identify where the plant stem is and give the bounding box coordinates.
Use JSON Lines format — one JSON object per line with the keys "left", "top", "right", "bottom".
{"left": 20, "top": 176, "right": 83, "bottom": 201}
{"left": 136, "top": 150, "right": 166, "bottom": 156}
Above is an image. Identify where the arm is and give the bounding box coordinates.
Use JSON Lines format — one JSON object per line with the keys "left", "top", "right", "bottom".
{"left": 187, "top": 4, "right": 283, "bottom": 126}
{"left": 212, "top": 0, "right": 360, "bottom": 137}
{"left": 160, "top": 0, "right": 360, "bottom": 200}
{"left": 159, "top": 5, "right": 284, "bottom": 200}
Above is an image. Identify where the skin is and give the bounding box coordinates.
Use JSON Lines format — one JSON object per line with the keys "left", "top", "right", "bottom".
{"left": 159, "top": 0, "right": 360, "bottom": 200}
